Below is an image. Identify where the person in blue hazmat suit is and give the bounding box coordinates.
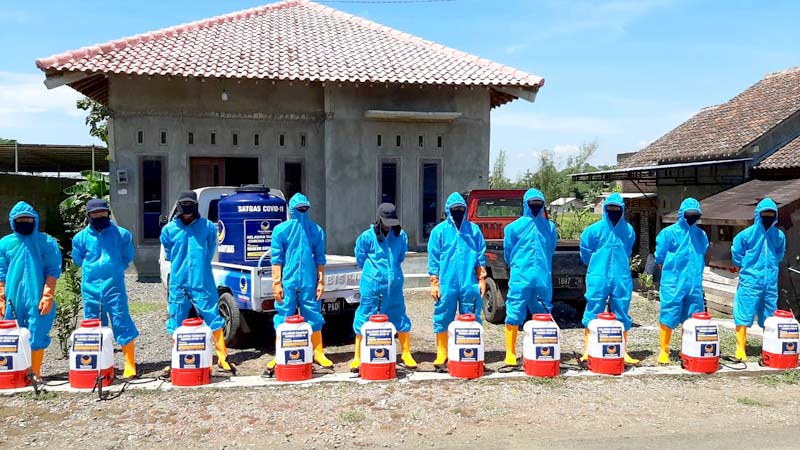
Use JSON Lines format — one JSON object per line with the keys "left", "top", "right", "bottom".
{"left": 160, "top": 191, "right": 233, "bottom": 372}
{"left": 653, "top": 198, "right": 709, "bottom": 364}
{"left": 265, "top": 193, "right": 331, "bottom": 373}
{"left": 72, "top": 199, "right": 140, "bottom": 378}
{"left": 0, "top": 201, "right": 61, "bottom": 379}
{"left": 502, "top": 188, "right": 558, "bottom": 367}
{"left": 579, "top": 192, "right": 639, "bottom": 364}
{"left": 428, "top": 192, "right": 487, "bottom": 369}
{"left": 731, "top": 198, "right": 786, "bottom": 361}
{"left": 350, "top": 203, "right": 416, "bottom": 372}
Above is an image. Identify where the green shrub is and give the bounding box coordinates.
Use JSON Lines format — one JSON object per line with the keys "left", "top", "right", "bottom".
{"left": 53, "top": 261, "right": 83, "bottom": 358}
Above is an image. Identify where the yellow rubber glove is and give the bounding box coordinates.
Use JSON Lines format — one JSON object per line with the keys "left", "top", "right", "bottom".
{"left": 316, "top": 265, "right": 325, "bottom": 300}
{"left": 476, "top": 266, "right": 488, "bottom": 297}
{"left": 0, "top": 281, "right": 6, "bottom": 317}
{"left": 430, "top": 276, "right": 441, "bottom": 302}
{"left": 39, "top": 276, "right": 57, "bottom": 316}
{"left": 271, "top": 265, "right": 284, "bottom": 304}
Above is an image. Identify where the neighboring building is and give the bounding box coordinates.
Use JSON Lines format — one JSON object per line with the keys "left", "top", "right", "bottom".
{"left": 549, "top": 197, "right": 584, "bottom": 214}
{"left": 35, "top": 0, "right": 544, "bottom": 276}
{"left": 573, "top": 67, "right": 800, "bottom": 311}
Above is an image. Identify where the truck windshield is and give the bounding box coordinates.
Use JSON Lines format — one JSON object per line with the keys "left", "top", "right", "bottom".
{"left": 476, "top": 198, "right": 522, "bottom": 218}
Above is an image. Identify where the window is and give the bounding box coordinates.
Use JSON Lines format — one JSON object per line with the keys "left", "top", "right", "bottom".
{"left": 283, "top": 161, "right": 303, "bottom": 200}
{"left": 254, "top": 133, "right": 260, "bottom": 146}
{"left": 475, "top": 198, "right": 522, "bottom": 218}
{"left": 420, "top": 161, "right": 441, "bottom": 240}
{"left": 136, "top": 130, "right": 144, "bottom": 145}
{"left": 299, "top": 133, "right": 307, "bottom": 148}
{"left": 418, "top": 135, "right": 424, "bottom": 148}
{"left": 396, "top": 135, "right": 401, "bottom": 147}
{"left": 232, "top": 133, "right": 239, "bottom": 146}
{"left": 210, "top": 132, "right": 216, "bottom": 145}
{"left": 188, "top": 132, "right": 194, "bottom": 145}
{"left": 141, "top": 158, "right": 163, "bottom": 241}
{"left": 279, "top": 134, "right": 286, "bottom": 147}
{"left": 437, "top": 136, "right": 443, "bottom": 148}
{"left": 160, "top": 130, "right": 167, "bottom": 145}
{"left": 377, "top": 134, "right": 383, "bottom": 148}
{"left": 381, "top": 161, "right": 399, "bottom": 206}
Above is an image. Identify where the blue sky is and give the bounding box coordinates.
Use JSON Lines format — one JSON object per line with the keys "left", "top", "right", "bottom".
{"left": 1, "top": 0, "right": 798, "bottom": 178}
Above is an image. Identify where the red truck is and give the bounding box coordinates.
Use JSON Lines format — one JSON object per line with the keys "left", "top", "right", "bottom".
{"left": 465, "top": 189, "right": 586, "bottom": 324}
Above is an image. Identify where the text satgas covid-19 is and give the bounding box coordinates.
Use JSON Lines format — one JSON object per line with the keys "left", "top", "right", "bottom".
{"left": 237, "top": 205, "right": 285, "bottom": 213}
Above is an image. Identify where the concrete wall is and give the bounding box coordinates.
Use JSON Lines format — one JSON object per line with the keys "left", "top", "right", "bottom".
{"left": 0, "top": 173, "right": 73, "bottom": 241}
{"left": 108, "top": 76, "right": 492, "bottom": 275}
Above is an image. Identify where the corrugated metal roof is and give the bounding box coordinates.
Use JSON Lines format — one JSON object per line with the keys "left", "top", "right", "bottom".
{"left": 0, "top": 144, "right": 108, "bottom": 173}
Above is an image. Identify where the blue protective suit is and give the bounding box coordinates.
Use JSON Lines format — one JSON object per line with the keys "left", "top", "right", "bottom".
{"left": 353, "top": 226, "right": 411, "bottom": 334}
{"left": 160, "top": 215, "right": 224, "bottom": 334}
{"left": 654, "top": 198, "right": 709, "bottom": 329}
{"left": 428, "top": 192, "right": 487, "bottom": 333}
{"left": 732, "top": 198, "right": 786, "bottom": 328}
{"left": 580, "top": 193, "right": 636, "bottom": 330}
{"left": 504, "top": 188, "right": 558, "bottom": 326}
{"left": 270, "top": 193, "right": 327, "bottom": 332}
{"left": 0, "top": 202, "right": 62, "bottom": 350}
{"left": 72, "top": 222, "right": 139, "bottom": 345}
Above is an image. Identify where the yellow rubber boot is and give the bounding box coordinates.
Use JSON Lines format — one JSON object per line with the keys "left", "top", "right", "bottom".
{"left": 623, "top": 331, "right": 640, "bottom": 365}
{"left": 212, "top": 329, "right": 233, "bottom": 371}
{"left": 122, "top": 341, "right": 137, "bottom": 378}
{"left": 658, "top": 324, "right": 672, "bottom": 364}
{"left": 433, "top": 331, "right": 448, "bottom": 368}
{"left": 580, "top": 328, "right": 590, "bottom": 362}
{"left": 735, "top": 326, "right": 748, "bottom": 362}
{"left": 311, "top": 331, "right": 334, "bottom": 368}
{"left": 504, "top": 325, "right": 518, "bottom": 366}
{"left": 397, "top": 332, "right": 417, "bottom": 368}
{"left": 266, "top": 358, "right": 277, "bottom": 370}
{"left": 30, "top": 349, "right": 44, "bottom": 379}
{"left": 350, "top": 335, "right": 362, "bottom": 372}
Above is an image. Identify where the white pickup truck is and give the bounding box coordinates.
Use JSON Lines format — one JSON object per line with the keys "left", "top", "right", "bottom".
{"left": 159, "top": 186, "right": 362, "bottom": 348}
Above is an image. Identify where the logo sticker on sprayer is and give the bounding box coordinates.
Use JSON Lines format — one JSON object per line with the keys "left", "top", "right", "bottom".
{"left": 177, "top": 333, "right": 208, "bottom": 351}
{"left": 602, "top": 344, "right": 620, "bottom": 357}
{"left": 0, "top": 335, "right": 19, "bottom": 353}
{"left": 179, "top": 353, "right": 200, "bottom": 369}
{"left": 778, "top": 324, "right": 800, "bottom": 340}
{"left": 365, "top": 328, "right": 393, "bottom": 347}
{"left": 532, "top": 329, "right": 558, "bottom": 345}
{"left": 535, "top": 346, "right": 555, "bottom": 360}
{"left": 454, "top": 328, "right": 481, "bottom": 345}
{"left": 459, "top": 348, "right": 478, "bottom": 362}
{"left": 695, "top": 326, "right": 718, "bottom": 342}
{"left": 597, "top": 327, "right": 622, "bottom": 343}
{"left": 783, "top": 342, "right": 798, "bottom": 354}
{"left": 75, "top": 354, "right": 97, "bottom": 369}
{"left": 284, "top": 349, "right": 307, "bottom": 365}
{"left": 280, "top": 330, "right": 310, "bottom": 349}
{"left": 700, "top": 343, "right": 718, "bottom": 357}
{"left": 0, "top": 355, "right": 12, "bottom": 371}
{"left": 369, "top": 348, "right": 390, "bottom": 363}
{"left": 73, "top": 334, "right": 100, "bottom": 352}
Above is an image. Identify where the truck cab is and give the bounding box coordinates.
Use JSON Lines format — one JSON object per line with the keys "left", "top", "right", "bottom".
{"left": 159, "top": 186, "right": 362, "bottom": 348}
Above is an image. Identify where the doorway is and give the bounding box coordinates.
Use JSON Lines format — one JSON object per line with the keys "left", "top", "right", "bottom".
{"left": 420, "top": 160, "right": 441, "bottom": 242}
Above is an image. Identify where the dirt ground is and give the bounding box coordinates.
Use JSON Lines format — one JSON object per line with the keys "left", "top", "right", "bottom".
{"left": 6, "top": 282, "right": 799, "bottom": 449}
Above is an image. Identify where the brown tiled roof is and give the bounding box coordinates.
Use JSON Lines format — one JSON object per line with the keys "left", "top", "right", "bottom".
{"left": 622, "top": 67, "right": 800, "bottom": 168}
{"left": 756, "top": 134, "right": 800, "bottom": 170}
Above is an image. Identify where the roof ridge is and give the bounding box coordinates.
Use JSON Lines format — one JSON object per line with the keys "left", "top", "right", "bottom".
{"left": 762, "top": 66, "right": 800, "bottom": 80}
{"left": 36, "top": 0, "right": 303, "bottom": 70}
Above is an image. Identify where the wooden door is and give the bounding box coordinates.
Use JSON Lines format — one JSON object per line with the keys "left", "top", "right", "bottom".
{"left": 190, "top": 158, "right": 226, "bottom": 189}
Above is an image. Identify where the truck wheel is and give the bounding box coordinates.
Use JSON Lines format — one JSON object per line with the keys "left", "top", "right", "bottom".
{"left": 483, "top": 277, "right": 506, "bottom": 324}
{"left": 218, "top": 292, "right": 247, "bottom": 348}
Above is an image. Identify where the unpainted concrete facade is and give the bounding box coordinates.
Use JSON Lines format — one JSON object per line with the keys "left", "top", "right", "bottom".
{"left": 107, "top": 76, "right": 491, "bottom": 276}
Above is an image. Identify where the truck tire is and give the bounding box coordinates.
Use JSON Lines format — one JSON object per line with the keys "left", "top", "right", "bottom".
{"left": 218, "top": 292, "right": 247, "bottom": 348}
{"left": 483, "top": 277, "right": 506, "bottom": 324}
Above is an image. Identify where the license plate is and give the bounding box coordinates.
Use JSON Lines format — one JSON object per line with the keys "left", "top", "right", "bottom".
{"left": 323, "top": 299, "right": 342, "bottom": 314}
{"left": 555, "top": 277, "right": 580, "bottom": 289}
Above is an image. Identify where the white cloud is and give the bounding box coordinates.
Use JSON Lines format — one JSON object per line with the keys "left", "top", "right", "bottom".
{"left": 0, "top": 71, "right": 83, "bottom": 117}
{"left": 553, "top": 144, "right": 580, "bottom": 154}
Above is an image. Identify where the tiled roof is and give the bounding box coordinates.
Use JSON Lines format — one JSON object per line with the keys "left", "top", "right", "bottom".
{"left": 756, "top": 134, "right": 800, "bottom": 170}
{"left": 622, "top": 67, "right": 800, "bottom": 167}
{"left": 35, "top": 0, "right": 543, "bottom": 107}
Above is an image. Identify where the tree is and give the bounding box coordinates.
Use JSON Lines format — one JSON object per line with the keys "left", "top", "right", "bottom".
{"left": 76, "top": 97, "right": 109, "bottom": 144}
{"left": 488, "top": 149, "right": 512, "bottom": 188}
{"left": 59, "top": 170, "right": 110, "bottom": 240}
{"left": 0, "top": 138, "right": 17, "bottom": 144}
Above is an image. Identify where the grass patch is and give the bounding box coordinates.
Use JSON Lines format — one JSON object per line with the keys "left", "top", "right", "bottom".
{"left": 128, "top": 302, "right": 163, "bottom": 316}
{"left": 340, "top": 409, "right": 365, "bottom": 423}
{"left": 18, "top": 390, "right": 60, "bottom": 401}
{"left": 758, "top": 370, "right": 800, "bottom": 387}
{"left": 736, "top": 396, "right": 768, "bottom": 407}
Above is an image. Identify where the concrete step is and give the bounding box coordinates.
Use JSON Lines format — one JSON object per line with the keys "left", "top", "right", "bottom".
{"left": 404, "top": 273, "right": 430, "bottom": 289}
{"left": 402, "top": 252, "right": 428, "bottom": 275}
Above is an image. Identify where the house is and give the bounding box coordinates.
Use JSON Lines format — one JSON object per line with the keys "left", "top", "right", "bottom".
{"left": 549, "top": 197, "right": 584, "bottom": 214}
{"left": 35, "top": 0, "right": 545, "bottom": 276}
{"left": 572, "top": 67, "right": 800, "bottom": 311}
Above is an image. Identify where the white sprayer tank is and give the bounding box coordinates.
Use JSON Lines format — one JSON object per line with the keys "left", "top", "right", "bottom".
{"left": 762, "top": 310, "right": 800, "bottom": 369}
{"left": 587, "top": 312, "right": 625, "bottom": 375}
{"left": 523, "top": 314, "right": 561, "bottom": 377}
{"left": 447, "top": 313, "right": 484, "bottom": 379}
{"left": 69, "top": 319, "right": 115, "bottom": 389}
{"left": 680, "top": 312, "right": 720, "bottom": 373}
{"left": 275, "top": 315, "right": 313, "bottom": 382}
{"left": 359, "top": 314, "right": 397, "bottom": 380}
{"left": 0, "top": 320, "right": 31, "bottom": 389}
{"left": 171, "top": 318, "right": 214, "bottom": 386}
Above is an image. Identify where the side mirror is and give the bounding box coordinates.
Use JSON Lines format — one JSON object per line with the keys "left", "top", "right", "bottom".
{"left": 159, "top": 215, "right": 168, "bottom": 228}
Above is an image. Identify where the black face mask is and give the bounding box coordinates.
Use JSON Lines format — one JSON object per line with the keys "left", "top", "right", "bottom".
{"left": 295, "top": 206, "right": 310, "bottom": 214}
{"left": 761, "top": 215, "right": 775, "bottom": 230}
{"left": 450, "top": 207, "right": 466, "bottom": 229}
{"left": 528, "top": 200, "right": 544, "bottom": 217}
{"left": 374, "top": 223, "right": 388, "bottom": 242}
{"left": 178, "top": 202, "right": 199, "bottom": 217}
{"left": 14, "top": 221, "right": 35, "bottom": 235}
{"left": 685, "top": 214, "right": 701, "bottom": 226}
{"left": 91, "top": 217, "right": 112, "bottom": 231}
{"left": 606, "top": 209, "right": 623, "bottom": 225}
